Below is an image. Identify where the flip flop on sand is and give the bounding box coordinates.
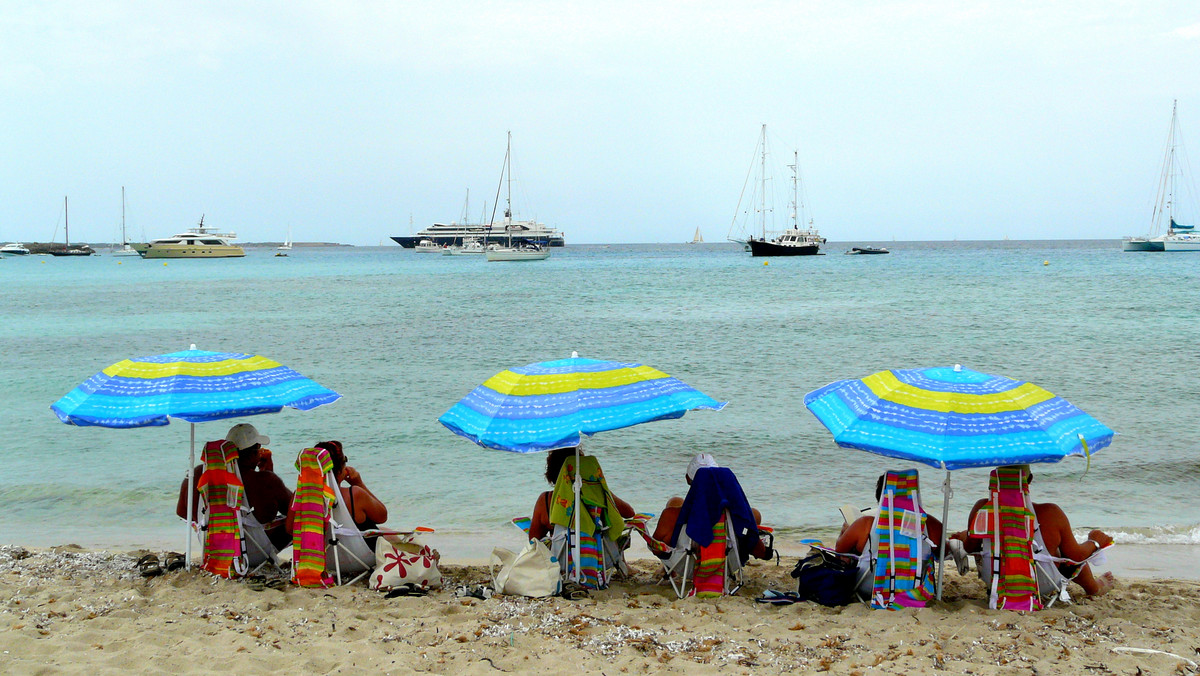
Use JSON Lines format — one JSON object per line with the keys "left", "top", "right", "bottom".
{"left": 755, "top": 589, "right": 799, "bottom": 605}
{"left": 163, "top": 552, "right": 186, "bottom": 572}
{"left": 559, "top": 581, "right": 589, "bottom": 601}
{"left": 136, "top": 554, "right": 163, "bottom": 578}
{"left": 385, "top": 584, "right": 429, "bottom": 598}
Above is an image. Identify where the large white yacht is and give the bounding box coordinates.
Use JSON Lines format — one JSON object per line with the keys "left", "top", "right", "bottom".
{"left": 392, "top": 219, "right": 564, "bottom": 249}
{"left": 0, "top": 243, "right": 30, "bottom": 256}
{"left": 135, "top": 216, "right": 245, "bottom": 259}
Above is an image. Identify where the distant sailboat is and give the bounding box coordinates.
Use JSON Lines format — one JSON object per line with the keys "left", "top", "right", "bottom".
{"left": 485, "top": 132, "right": 550, "bottom": 262}
{"left": 276, "top": 225, "right": 292, "bottom": 256}
{"left": 111, "top": 187, "right": 139, "bottom": 256}
{"left": 689, "top": 227, "right": 704, "bottom": 244}
{"left": 1125, "top": 100, "right": 1197, "bottom": 251}
{"left": 50, "top": 196, "right": 93, "bottom": 257}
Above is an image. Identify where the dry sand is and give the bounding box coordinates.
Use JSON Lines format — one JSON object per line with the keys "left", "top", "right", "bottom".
{"left": 2, "top": 544, "right": 1199, "bottom": 675}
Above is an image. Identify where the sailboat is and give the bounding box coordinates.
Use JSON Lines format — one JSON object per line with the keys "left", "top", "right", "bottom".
{"left": 50, "top": 196, "right": 94, "bottom": 257}
{"left": 275, "top": 225, "right": 292, "bottom": 256}
{"left": 729, "top": 125, "right": 825, "bottom": 257}
{"left": 689, "top": 227, "right": 704, "bottom": 244}
{"left": 486, "top": 132, "right": 551, "bottom": 262}
{"left": 1125, "top": 100, "right": 1197, "bottom": 251}
{"left": 111, "top": 187, "right": 139, "bottom": 256}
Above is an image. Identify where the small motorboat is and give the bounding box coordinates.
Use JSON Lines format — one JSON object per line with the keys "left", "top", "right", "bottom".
{"left": 845, "top": 246, "right": 890, "bottom": 255}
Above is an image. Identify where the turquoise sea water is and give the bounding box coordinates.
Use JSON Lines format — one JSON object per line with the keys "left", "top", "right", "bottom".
{"left": 1, "top": 241, "right": 1198, "bottom": 557}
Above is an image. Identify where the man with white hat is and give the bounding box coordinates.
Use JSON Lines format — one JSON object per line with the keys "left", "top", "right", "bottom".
{"left": 651, "top": 453, "right": 772, "bottom": 560}
{"left": 176, "top": 422, "right": 294, "bottom": 550}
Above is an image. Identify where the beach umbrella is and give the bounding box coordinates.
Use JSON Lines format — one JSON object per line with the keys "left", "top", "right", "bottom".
{"left": 804, "top": 364, "right": 1114, "bottom": 599}
{"left": 50, "top": 345, "right": 341, "bottom": 566}
{"left": 439, "top": 352, "right": 726, "bottom": 579}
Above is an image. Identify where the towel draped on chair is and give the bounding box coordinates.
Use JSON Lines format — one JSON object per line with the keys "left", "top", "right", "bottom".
{"left": 291, "top": 447, "right": 337, "bottom": 588}
{"left": 197, "top": 440, "right": 245, "bottom": 578}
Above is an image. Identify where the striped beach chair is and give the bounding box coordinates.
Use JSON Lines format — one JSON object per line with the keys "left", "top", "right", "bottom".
{"left": 197, "top": 439, "right": 246, "bottom": 578}
{"left": 546, "top": 455, "right": 628, "bottom": 589}
{"left": 866, "top": 469, "right": 935, "bottom": 609}
{"left": 291, "top": 447, "right": 337, "bottom": 588}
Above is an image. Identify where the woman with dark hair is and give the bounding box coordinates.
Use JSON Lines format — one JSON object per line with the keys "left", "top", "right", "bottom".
{"left": 528, "top": 446, "right": 634, "bottom": 540}
{"left": 316, "top": 440, "right": 389, "bottom": 549}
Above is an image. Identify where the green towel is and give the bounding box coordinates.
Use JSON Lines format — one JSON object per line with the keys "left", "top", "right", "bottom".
{"left": 548, "top": 454, "right": 625, "bottom": 536}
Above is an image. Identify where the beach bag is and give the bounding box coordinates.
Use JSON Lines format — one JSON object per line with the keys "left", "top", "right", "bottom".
{"left": 791, "top": 548, "right": 858, "bottom": 607}
{"left": 491, "top": 539, "right": 560, "bottom": 598}
{"left": 370, "top": 535, "right": 442, "bottom": 592}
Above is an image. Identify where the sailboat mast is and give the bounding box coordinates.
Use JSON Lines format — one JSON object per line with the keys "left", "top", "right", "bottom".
{"left": 789, "top": 150, "right": 799, "bottom": 230}
{"left": 64, "top": 196, "right": 70, "bottom": 249}
{"left": 1168, "top": 99, "right": 1177, "bottom": 231}
{"left": 121, "top": 186, "right": 127, "bottom": 245}
{"left": 505, "top": 132, "right": 513, "bottom": 246}
{"left": 759, "top": 124, "right": 767, "bottom": 239}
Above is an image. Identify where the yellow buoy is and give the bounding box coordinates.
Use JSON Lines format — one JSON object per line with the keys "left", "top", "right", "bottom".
{"left": 1043, "top": 260, "right": 1049, "bottom": 266}
{"left": 763, "top": 261, "right": 769, "bottom": 266}
{"left": 163, "top": 262, "right": 168, "bottom": 266}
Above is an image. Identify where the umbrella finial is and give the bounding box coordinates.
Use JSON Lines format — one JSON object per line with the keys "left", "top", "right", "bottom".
{"left": 953, "top": 363, "right": 962, "bottom": 372}
{"left": 571, "top": 351, "right": 578, "bottom": 359}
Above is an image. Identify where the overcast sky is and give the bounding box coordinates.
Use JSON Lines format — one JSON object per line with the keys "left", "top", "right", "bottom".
{"left": 2, "top": 1, "right": 1198, "bottom": 245}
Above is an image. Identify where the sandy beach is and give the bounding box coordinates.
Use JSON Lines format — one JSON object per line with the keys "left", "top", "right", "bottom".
{"left": 3, "top": 544, "right": 1199, "bottom": 675}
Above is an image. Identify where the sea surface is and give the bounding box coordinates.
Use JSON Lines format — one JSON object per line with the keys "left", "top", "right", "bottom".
{"left": 2, "top": 241, "right": 1198, "bottom": 569}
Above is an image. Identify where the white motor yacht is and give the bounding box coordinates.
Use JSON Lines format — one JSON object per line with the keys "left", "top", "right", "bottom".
{"left": 136, "top": 216, "right": 244, "bottom": 259}
{"left": 0, "top": 242, "right": 30, "bottom": 256}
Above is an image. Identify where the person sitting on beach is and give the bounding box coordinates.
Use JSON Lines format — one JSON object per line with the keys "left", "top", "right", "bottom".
{"left": 312, "top": 440, "right": 389, "bottom": 550}
{"left": 952, "top": 467, "right": 1115, "bottom": 597}
{"left": 835, "top": 472, "right": 945, "bottom": 559}
{"left": 176, "top": 422, "right": 293, "bottom": 550}
{"left": 652, "top": 453, "right": 773, "bottom": 560}
{"left": 528, "top": 446, "right": 635, "bottom": 541}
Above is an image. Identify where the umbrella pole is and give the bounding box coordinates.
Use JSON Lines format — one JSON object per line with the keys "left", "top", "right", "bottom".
{"left": 185, "top": 423, "right": 195, "bottom": 569}
{"left": 573, "top": 446, "right": 582, "bottom": 583}
{"left": 936, "top": 467, "right": 951, "bottom": 601}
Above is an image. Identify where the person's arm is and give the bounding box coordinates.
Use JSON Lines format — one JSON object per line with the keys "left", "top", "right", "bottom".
{"left": 529, "top": 491, "right": 551, "bottom": 540}
{"left": 613, "top": 494, "right": 635, "bottom": 519}
{"left": 834, "top": 516, "right": 872, "bottom": 555}
{"left": 344, "top": 467, "right": 387, "bottom": 525}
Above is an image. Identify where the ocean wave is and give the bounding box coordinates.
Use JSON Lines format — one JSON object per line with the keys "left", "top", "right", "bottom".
{"left": 1099, "top": 525, "right": 1200, "bottom": 546}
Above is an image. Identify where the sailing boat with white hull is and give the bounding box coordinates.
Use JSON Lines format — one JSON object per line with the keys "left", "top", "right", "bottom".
{"left": 486, "top": 132, "right": 550, "bottom": 262}
{"left": 1124, "top": 100, "right": 1197, "bottom": 251}
{"left": 111, "top": 187, "right": 139, "bottom": 256}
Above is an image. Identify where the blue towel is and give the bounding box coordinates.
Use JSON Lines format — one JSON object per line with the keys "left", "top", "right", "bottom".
{"left": 672, "top": 467, "right": 759, "bottom": 558}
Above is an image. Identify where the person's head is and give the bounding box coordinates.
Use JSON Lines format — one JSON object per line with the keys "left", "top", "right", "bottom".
{"left": 685, "top": 453, "right": 718, "bottom": 484}
{"left": 316, "top": 440, "right": 346, "bottom": 478}
{"left": 545, "top": 446, "right": 579, "bottom": 485}
{"left": 227, "top": 423, "right": 269, "bottom": 465}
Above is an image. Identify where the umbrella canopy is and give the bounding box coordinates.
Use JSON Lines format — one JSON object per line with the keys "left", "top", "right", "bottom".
{"left": 439, "top": 356, "right": 727, "bottom": 453}
{"left": 803, "top": 365, "right": 1114, "bottom": 470}
{"left": 51, "top": 348, "right": 341, "bottom": 427}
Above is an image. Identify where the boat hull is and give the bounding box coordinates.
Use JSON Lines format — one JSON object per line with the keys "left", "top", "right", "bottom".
{"left": 138, "top": 244, "right": 245, "bottom": 259}
{"left": 748, "top": 239, "right": 821, "bottom": 256}
{"left": 486, "top": 248, "right": 550, "bottom": 262}
{"left": 1122, "top": 238, "right": 1165, "bottom": 251}
{"left": 1163, "top": 236, "right": 1200, "bottom": 251}
{"left": 391, "top": 233, "right": 565, "bottom": 248}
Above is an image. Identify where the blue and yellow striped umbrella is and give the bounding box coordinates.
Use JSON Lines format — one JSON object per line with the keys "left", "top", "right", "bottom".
{"left": 439, "top": 356, "right": 727, "bottom": 453}
{"left": 804, "top": 365, "right": 1114, "bottom": 470}
{"left": 51, "top": 348, "right": 341, "bottom": 428}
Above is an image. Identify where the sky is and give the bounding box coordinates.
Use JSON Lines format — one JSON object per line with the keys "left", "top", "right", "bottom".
{"left": 2, "top": 1, "right": 1198, "bottom": 245}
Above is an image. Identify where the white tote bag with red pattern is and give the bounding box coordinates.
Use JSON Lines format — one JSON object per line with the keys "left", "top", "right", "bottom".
{"left": 370, "top": 535, "right": 442, "bottom": 591}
